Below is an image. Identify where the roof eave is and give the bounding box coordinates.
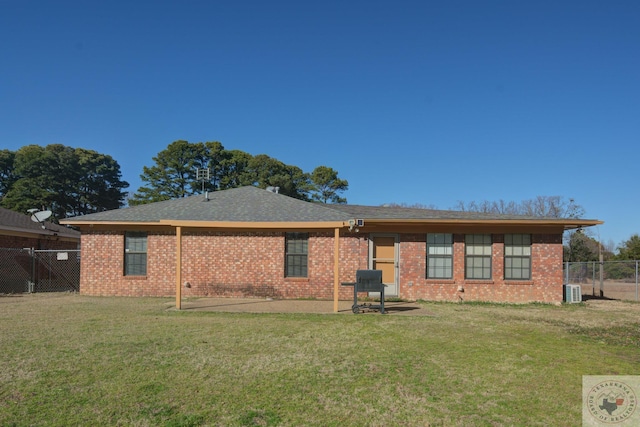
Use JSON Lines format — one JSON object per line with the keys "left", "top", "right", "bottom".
{"left": 357, "top": 218, "right": 603, "bottom": 230}
{"left": 0, "top": 225, "right": 80, "bottom": 239}
{"left": 60, "top": 219, "right": 349, "bottom": 229}
{"left": 159, "top": 220, "right": 348, "bottom": 229}
{"left": 60, "top": 218, "right": 603, "bottom": 230}
{"left": 60, "top": 220, "right": 161, "bottom": 226}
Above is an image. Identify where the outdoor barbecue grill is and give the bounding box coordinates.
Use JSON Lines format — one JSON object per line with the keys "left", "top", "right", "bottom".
{"left": 342, "top": 269, "right": 386, "bottom": 314}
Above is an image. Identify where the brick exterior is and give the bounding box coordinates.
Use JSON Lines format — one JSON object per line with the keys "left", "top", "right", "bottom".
{"left": 79, "top": 230, "right": 174, "bottom": 297}
{"left": 79, "top": 229, "right": 565, "bottom": 303}
{"left": 399, "top": 233, "right": 563, "bottom": 303}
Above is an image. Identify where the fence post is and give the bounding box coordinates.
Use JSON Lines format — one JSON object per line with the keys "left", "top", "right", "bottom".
{"left": 599, "top": 252, "right": 604, "bottom": 298}
{"left": 591, "top": 261, "right": 596, "bottom": 297}
{"left": 29, "top": 247, "right": 35, "bottom": 293}
{"left": 636, "top": 261, "right": 640, "bottom": 301}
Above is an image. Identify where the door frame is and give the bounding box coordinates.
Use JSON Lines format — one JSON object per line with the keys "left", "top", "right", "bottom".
{"left": 368, "top": 233, "right": 399, "bottom": 297}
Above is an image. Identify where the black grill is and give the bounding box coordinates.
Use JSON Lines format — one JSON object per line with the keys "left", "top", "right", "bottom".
{"left": 342, "top": 269, "right": 386, "bottom": 314}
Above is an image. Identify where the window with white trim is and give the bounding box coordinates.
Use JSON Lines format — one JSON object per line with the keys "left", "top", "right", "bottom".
{"left": 465, "top": 234, "right": 492, "bottom": 279}
{"left": 124, "top": 232, "right": 147, "bottom": 276}
{"left": 427, "top": 233, "right": 453, "bottom": 279}
{"left": 504, "top": 234, "right": 531, "bottom": 280}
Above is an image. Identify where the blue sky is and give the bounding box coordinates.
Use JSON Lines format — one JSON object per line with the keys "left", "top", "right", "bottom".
{"left": 1, "top": 0, "right": 638, "bottom": 248}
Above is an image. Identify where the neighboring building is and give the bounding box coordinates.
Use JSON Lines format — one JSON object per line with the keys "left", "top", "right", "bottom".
{"left": 61, "top": 186, "right": 601, "bottom": 308}
{"left": 0, "top": 207, "right": 80, "bottom": 250}
{"left": 0, "top": 207, "right": 81, "bottom": 294}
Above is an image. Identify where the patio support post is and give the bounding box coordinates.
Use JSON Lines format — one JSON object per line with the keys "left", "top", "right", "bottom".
{"left": 333, "top": 227, "right": 340, "bottom": 312}
{"left": 176, "top": 226, "right": 182, "bottom": 310}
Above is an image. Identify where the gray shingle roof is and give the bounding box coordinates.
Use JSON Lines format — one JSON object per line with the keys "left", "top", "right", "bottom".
{"left": 325, "top": 204, "right": 544, "bottom": 221}
{"left": 62, "top": 186, "right": 350, "bottom": 223}
{"left": 60, "top": 186, "right": 601, "bottom": 228}
{"left": 0, "top": 207, "right": 81, "bottom": 239}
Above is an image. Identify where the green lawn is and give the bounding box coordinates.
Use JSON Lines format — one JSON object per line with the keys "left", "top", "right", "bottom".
{"left": 1, "top": 294, "right": 638, "bottom": 426}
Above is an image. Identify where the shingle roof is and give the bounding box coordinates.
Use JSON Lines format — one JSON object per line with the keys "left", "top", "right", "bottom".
{"left": 0, "top": 207, "right": 81, "bottom": 239}
{"left": 60, "top": 186, "right": 602, "bottom": 229}
{"left": 325, "top": 204, "right": 543, "bottom": 221}
{"left": 62, "top": 186, "right": 350, "bottom": 223}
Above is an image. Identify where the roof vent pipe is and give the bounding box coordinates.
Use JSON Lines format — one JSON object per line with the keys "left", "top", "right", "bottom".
{"left": 266, "top": 186, "right": 280, "bottom": 193}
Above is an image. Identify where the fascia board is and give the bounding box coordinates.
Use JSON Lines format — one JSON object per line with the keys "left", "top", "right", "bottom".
{"left": 358, "top": 218, "right": 603, "bottom": 229}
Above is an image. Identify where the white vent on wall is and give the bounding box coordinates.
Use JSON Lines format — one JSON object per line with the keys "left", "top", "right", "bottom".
{"left": 564, "top": 284, "right": 582, "bottom": 303}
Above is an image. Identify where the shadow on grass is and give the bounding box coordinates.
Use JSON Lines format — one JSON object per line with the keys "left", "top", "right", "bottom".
{"left": 179, "top": 298, "right": 429, "bottom": 315}
{"left": 582, "top": 294, "right": 619, "bottom": 301}
{"left": 181, "top": 299, "right": 277, "bottom": 310}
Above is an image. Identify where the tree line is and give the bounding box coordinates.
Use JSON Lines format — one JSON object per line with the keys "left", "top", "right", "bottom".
{"left": 0, "top": 144, "right": 129, "bottom": 219}
{"left": 128, "top": 140, "right": 348, "bottom": 205}
{"left": 564, "top": 231, "right": 640, "bottom": 279}
{"left": 0, "top": 141, "right": 349, "bottom": 219}
{"left": 452, "top": 196, "right": 584, "bottom": 219}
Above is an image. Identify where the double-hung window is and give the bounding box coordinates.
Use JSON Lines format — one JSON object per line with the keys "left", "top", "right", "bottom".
{"left": 285, "top": 232, "right": 308, "bottom": 277}
{"left": 426, "top": 233, "right": 453, "bottom": 279}
{"left": 465, "top": 234, "right": 492, "bottom": 279}
{"left": 124, "top": 232, "right": 147, "bottom": 276}
{"left": 504, "top": 234, "right": 531, "bottom": 280}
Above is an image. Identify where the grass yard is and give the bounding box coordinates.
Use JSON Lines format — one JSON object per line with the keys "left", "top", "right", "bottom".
{"left": 1, "top": 294, "right": 639, "bottom": 426}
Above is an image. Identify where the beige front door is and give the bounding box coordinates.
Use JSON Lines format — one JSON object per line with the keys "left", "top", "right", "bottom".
{"left": 370, "top": 235, "right": 398, "bottom": 297}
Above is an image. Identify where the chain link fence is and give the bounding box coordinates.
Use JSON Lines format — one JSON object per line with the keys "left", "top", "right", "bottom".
{"left": 0, "top": 248, "right": 80, "bottom": 294}
{"left": 564, "top": 260, "right": 639, "bottom": 301}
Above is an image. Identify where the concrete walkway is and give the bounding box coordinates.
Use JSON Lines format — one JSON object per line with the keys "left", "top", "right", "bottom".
{"left": 178, "top": 297, "right": 429, "bottom": 315}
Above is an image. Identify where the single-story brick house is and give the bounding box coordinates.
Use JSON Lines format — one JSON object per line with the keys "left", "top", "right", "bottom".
{"left": 61, "top": 186, "right": 601, "bottom": 310}
{"left": 0, "top": 206, "right": 80, "bottom": 250}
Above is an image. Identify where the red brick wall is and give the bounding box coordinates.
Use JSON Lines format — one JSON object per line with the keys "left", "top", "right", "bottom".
{"left": 80, "top": 230, "right": 365, "bottom": 299}
{"left": 399, "top": 233, "right": 563, "bottom": 303}
{"left": 80, "top": 231, "right": 175, "bottom": 297}
{"left": 181, "top": 231, "right": 367, "bottom": 300}
{"left": 79, "top": 229, "right": 564, "bottom": 303}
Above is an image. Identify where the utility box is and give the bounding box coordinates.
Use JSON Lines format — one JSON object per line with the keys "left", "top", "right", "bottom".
{"left": 564, "top": 284, "right": 582, "bottom": 303}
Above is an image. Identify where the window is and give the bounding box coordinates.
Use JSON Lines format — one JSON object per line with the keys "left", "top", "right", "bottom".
{"left": 285, "top": 232, "right": 308, "bottom": 277}
{"left": 465, "top": 234, "right": 491, "bottom": 279}
{"left": 125, "top": 232, "right": 147, "bottom": 276}
{"left": 427, "top": 233, "right": 453, "bottom": 279}
{"left": 504, "top": 234, "right": 531, "bottom": 280}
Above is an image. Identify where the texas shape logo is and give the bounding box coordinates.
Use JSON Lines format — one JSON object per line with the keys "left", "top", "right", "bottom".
{"left": 586, "top": 380, "right": 637, "bottom": 424}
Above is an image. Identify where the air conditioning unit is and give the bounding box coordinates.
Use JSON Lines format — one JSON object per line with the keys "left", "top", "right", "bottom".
{"left": 564, "top": 284, "right": 582, "bottom": 303}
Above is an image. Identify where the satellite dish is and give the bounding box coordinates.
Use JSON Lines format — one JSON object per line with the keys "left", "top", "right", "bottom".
{"left": 31, "top": 210, "right": 52, "bottom": 223}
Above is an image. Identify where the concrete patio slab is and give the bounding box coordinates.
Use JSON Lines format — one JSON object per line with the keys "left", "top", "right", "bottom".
{"left": 177, "top": 298, "right": 429, "bottom": 315}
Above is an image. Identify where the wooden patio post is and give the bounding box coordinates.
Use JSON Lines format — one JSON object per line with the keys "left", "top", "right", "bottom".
{"left": 176, "top": 226, "right": 182, "bottom": 310}
{"left": 333, "top": 227, "right": 340, "bottom": 313}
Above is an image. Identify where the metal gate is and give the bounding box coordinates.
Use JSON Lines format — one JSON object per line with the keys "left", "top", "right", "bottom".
{"left": 0, "top": 248, "right": 80, "bottom": 294}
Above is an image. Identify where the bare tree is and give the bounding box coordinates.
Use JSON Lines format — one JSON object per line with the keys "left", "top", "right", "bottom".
{"left": 453, "top": 196, "right": 584, "bottom": 218}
